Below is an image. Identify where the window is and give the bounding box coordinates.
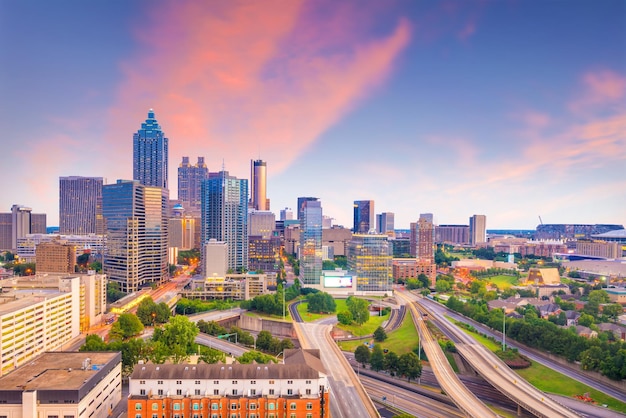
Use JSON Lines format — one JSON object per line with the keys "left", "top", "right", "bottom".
{"left": 213, "top": 380, "right": 219, "bottom": 384}
{"left": 193, "top": 403, "right": 200, "bottom": 410}
{"left": 269, "top": 389, "right": 275, "bottom": 395}
{"left": 176, "top": 389, "right": 182, "bottom": 395}
{"left": 140, "top": 380, "right": 146, "bottom": 384}
{"left": 157, "top": 389, "right": 163, "bottom": 396}
{"left": 140, "top": 389, "right": 146, "bottom": 395}
{"left": 195, "top": 380, "right": 201, "bottom": 384}
{"left": 64, "top": 416, "right": 75, "bottom": 418}
{"left": 250, "top": 380, "right": 256, "bottom": 384}
{"left": 290, "top": 414, "right": 297, "bottom": 418}
{"left": 135, "top": 415, "right": 141, "bottom": 418}
{"left": 174, "top": 403, "right": 181, "bottom": 410}
{"left": 135, "top": 403, "right": 142, "bottom": 410}
{"left": 232, "top": 389, "right": 238, "bottom": 396}
{"left": 306, "top": 389, "right": 311, "bottom": 395}
{"left": 232, "top": 380, "right": 238, "bottom": 384}
{"left": 306, "top": 403, "right": 313, "bottom": 410}
{"left": 212, "top": 403, "right": 219, "bottom": 410}
{"left": 290, "top": 402, "right": 297, "bottom": 410}
{"left": 250, "top": 389, "right": 256, "bottom": 396}
{"left": 287, "top": 380, "right": 293, "bottom": 384}
{"left": 230, "top": 403, "right": 237, "bottom": 410}
{"left": 305, "top": 380, "right": 311, "bottom": 384}
{"left": 287, "top": 389, "right": 293, "bottom": 395}
{"left": 152, "top": 414, "right": 158, "bottom": 418}
{"left": 249, "top": 403, "right": 256, "bottom": 410}
{"left": 269, "top": 380, "right": 274, "bottom": 384}
{"left": 176, "top": 380, "right": 182, "bottom": 384}
{"left": 195, "top": 389, "right": 201, "bottom": 395}
{"left": 152, "top": 403, "right": 158, "bottom": 410}
{"left": 213, "top": 389, "right": 219, "bottom": 396}
{"left": 306, "top": 414, "right": 313, "bottom": 418}
{"left": 249, "top": 415, "right": 256, "bottom": 418}
{"left": 268, "top": 403, "right": 275, "bottom": 410}
{"left": 157, "top": 380, "right": 163, "bottom": 385}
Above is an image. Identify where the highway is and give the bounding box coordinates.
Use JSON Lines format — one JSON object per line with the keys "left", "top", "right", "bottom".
{"left": 407, "top": 293, "right": 583, "bottom": 418}
{"left": 395, "top": 290, "right": 501, "bottom": 418}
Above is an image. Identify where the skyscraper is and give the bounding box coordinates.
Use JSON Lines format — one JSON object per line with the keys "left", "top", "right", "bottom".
{"left": 347, "top": 233, "right": 392, "bottom": 292}
{"left": 299, "top": 198, "right": 322, "bottom": 285}
{"left": 353, "top": 200, "right": 374, "bottom": 233}
{"left": 133, "top": 109, "right": 169, "bottom": 189}
{"left": 102, "top": 180, "right": 169, "bottom": 293}
{"left": 11, "top": 205, "right": 31, "bottom": 251}
{"left": 59, "top": 176, "right": 103, "bottom": 235}
{"left": 417, "top": 217, "right": 435, "bottom": 263}
{"left": 201, "top": 171, "right": 248, "bottom": 272}
{"left": 178, "top": 156, "right": 208, "bottom": 212}
{"left": 469, "top": 214, "right": 487, "bottom": 246}
{"left": 376, "top": 212, "right": 395, "bottom": 234}
{"left": 250, "top": 159, "right": 269, "bottom": 210}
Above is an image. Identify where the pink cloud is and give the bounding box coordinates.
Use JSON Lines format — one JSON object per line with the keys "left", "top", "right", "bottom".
{"left": 104, "top": 0, "right": 411, "bottom": 194}
{"left": 570, "top": 70, "right": 626, "bottom": 112}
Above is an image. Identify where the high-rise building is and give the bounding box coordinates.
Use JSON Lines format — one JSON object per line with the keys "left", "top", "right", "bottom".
{"left": 280, "top": 207, "right": 293, "bottom": 221}
{"left": 30, "top": 213, "right": 47, "bottom": 234}
{"left": 417, "top": 217, "right": 435, "bottom": 263}
{"left": 178, "top": 156, "right": 208, "bottom": 212}
{"left": 59, "top": 176, "right": 104, "bottom": 235}
{"left": 248, "top": 210, "right": 275, "bottom": 239}
{"left": 11, "top": 205, "right": 31, "bottom": 251}
{"left": 102, "top": 180, "right": 169, "bottom": 293}
{"left": 469, "top": 214, "right": 487, "bottom": 246}
{"left": 133, "top": 109, "right": 169, "bottom": 189}
{"left": 353, "top": 200, "right": 374, "bottom": 233}
{"left": 250, "top": 159, "right": 269, "bottom": 210}
{"left": 347, "top": 233, "right": 392, "bottom": 292}
{"left": 203, "top": 239, "right": 228, "bottom": 279}
{"left": 299, "top": 198, "right": 322, "bottom": 285}
{"left": 36, "top": 239, "right": 76, "bottom": 274}
{"left": 435, "top": 225, "right": 470, "bottom": 244}
{"left": 376, "top": 212, "right": 395, "bottom": 234}
{"left": 0, "top": 213, "right": 11, "bottom": 251}
{"left": 201, "top": 171, "right": 248, "bottom": 272}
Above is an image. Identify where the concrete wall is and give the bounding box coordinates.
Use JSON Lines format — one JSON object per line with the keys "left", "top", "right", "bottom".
{"left": 238, "top": 315, "right": 296, "bottom": 338}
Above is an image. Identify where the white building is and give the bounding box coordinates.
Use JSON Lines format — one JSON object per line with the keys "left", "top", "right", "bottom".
{"left": 0, "top": 351, "right": 122, "bottom": 418}
{"left": 16, "top": 233, "right": 106, "bottom": 263}
{"left": 203, "top": 239, "right": 228, "bottom": 278}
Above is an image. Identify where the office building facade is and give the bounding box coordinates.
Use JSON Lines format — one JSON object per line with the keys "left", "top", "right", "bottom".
{"left": 59, "top": 176, "right": 104, "bottom": 235}
{"left": 469, "top": 214, "right": 487, "bottom": 246}
{"left": 201, "top": 172, "right": 248, "bottom": 272}
{"left": 435, "top": 225, "right": 469, "bottom": 245}
{"left": 178, "top": 156, "right": 208, "bottom": 212}
{"left": 35, "top": 240, "right": 76, "bottom": 274}
{"left": 347, "top": 233, "right": 392, "bottom": 292}
{"left": 250, "top": 159, "right": 269, "bottom": 210}
{"left": 417, "top": 217, "right": 435, "bottom": 263}
{"left": 299, "top": 198, "right": 322, "bottom": 285}
{"left": 102, "top": 180, "right": 169, "bottom": 293}
{"left": 353, "top": 200, "right": 374, "bottom": 233}
{"left": 376, "top": 212, "right": 395, "bottom": 235}
{"left": 133, "top": 109, "right": 169, "bottom": 189}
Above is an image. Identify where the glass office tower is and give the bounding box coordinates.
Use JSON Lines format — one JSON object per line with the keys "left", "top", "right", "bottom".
{"left": 59, "top": 176, "right": 104, "bottom": 235}
{"left": 347, "top": 233, "right": 392, "bottom": 292}
{"left": 299, "top": 198, "right": 322, "bottom": 285}
{"left": 133, "top": 109, "right": 169, "bottom": 189}
{"left": 102, "top": 180, "right": 168, "bottom": 293}
{"left": 201, "top": 171, "right": 248, "bottom": 272}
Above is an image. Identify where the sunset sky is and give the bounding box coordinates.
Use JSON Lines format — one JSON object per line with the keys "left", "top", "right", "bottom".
{"left": 1, "top": 0, "right": 624, "bottom": 230}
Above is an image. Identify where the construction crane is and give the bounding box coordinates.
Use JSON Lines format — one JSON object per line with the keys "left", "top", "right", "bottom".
{"left": 538, "top": 216, "right": 543, "bottom": 226}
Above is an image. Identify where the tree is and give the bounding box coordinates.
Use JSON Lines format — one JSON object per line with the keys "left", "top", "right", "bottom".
{"left": 346, "top": 297, "right": 370, "bottom": 325}
{"left": 603, "top": 304, "right": 623, "bottom": 321}
{"left": 136, "top": 297, "right": 159, "bottom": 326}
{"left": 197, "top": 320, "right": 227, "bottom": 336}
{"left": 307, "top": 292, "right": 336, "bottom": 314}
{"left": 370, "top": 344, "right": 385, "bottom": 371}
{"left": 354, "top": 345, "right": 370, "bottom": 366}
{"left": 337, "top": 310, "right": 353, "bottom": 325}
{"left": 256, "top": 330, "right": 274, "bottom": 351}
{"left": 398, "top": 352, "right": 422, "bottom": 382}
{"left": 384, "top": 351, "right": 400, "bottom": 376}
{"left": 106, "top": 281, "right": 126, "bottom": 303}
{"left": 152, "top": 315, "right": 199, "bottom": 356}
{"left": 373, "top": 326, "right": 387, "bottom": 342}
{"left": 578, "top": 313, "right": 594, "bottom": 327}
{"left": 80, "top": 334, "right": 107, "bottom": 352}
{"left": 198, "top": 346, "right": 226, "bottom": 364}
{"left": 417, "top": 273, "right": 431, "bottom": 288}
{"left": 435, "top": 279, "right": 451, "bottom": 293}
{"left": 109, "top": 313, "right": 144, "bottom": 341}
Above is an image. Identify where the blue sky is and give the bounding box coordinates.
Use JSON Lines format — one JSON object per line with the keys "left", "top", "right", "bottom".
{"left": 1, "top": 0, "right": 624, "bottom": 229}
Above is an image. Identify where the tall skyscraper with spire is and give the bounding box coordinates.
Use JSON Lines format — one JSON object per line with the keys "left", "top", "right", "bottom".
{"left": 59, "top": 176, "right": 104, "bottom": 235}
{"left": 250, "top": 159, "right": 269, "bottom": 210}
{"left": 133, "top": 109, "right": 169, "bottom": 190}
{"left": 201, "top": 171, "right": 248, "bottom": 272}
{"left": 178, "top": 156, "right": 208, "bottom": 212}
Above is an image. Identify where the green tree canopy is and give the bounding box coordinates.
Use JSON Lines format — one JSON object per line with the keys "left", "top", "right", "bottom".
{"left": 109, "top": 313, "right": 144, "bottom": 341}
{"left": 398, "top": 352, "right": 422, "bottom": 382}
{"left": 373, "top": 326, "right": 387, "bottom": 342}
{"left": 354, "top": 345, "right": 370, "bottom": 366}
{"left": 152, "top": 315, "right": 199, "bottom": 356}
{"left": 370, "top": 344, "right": 385, "bottom": 371}
{"left": 346, "top": 296, "right": 370, "bottom": 325}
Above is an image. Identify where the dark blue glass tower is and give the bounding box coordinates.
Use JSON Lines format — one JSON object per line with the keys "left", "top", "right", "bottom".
{"left": 133, "top": 109, "right": 169, "bottom": 190}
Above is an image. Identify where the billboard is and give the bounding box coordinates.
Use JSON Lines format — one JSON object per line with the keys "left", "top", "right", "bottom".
{"left": 324, "top": 274, "right": 353, "bottom": 288}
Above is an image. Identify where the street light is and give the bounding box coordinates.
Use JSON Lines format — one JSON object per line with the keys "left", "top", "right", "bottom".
{"left": 502, "top": 307, "right": 506, "bottom": 351}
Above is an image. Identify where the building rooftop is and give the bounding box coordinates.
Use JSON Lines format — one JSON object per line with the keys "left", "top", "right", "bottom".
{"left": 0, "top": 352, "right": 120, "bottom": 391}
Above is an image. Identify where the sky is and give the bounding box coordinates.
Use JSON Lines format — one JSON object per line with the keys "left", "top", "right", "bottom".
{"left": 1, "top": 0, "right": 624, "bottom": 230}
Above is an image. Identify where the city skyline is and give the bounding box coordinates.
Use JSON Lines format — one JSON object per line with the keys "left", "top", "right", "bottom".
{"left": 1, "top": 1, "right": 624, "bottom": 229}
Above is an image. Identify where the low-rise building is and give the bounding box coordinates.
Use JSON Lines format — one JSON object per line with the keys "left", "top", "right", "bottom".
{"left": 128, "top": 349, "right": 330, "bottom": 418}
{"left": 183, "top": 273, "right": 269, "bottom": 301}
{"left": 0, "top": 351, "right": 122, "bottom": 418}
{"left": 392, "top": 258, "right": 436, "bottom": 287}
